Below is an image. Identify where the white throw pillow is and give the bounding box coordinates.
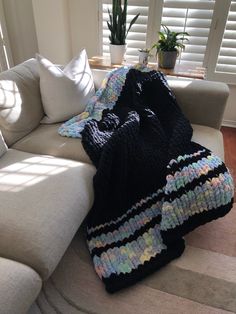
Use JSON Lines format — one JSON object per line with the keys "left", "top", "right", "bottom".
{"left": 0, "top": 130, "right": 7, "bottom": 157}
{"left": 37, "top": 49, "right": 95, "bottom": 124}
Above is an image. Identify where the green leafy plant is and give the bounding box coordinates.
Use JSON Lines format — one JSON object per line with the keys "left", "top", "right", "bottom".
{"left": 152, "top": 24, "right": 189, "bottom": 55}
{"left": 139, "top": 48, "right": 151, "bottom": 54}
{"left": 107, "top": 0, "right": 140, "bottom": 45}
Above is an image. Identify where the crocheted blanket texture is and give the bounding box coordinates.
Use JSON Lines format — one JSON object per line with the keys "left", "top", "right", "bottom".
{"left": 61, "top": 67, "right": 234, "bottom": 293}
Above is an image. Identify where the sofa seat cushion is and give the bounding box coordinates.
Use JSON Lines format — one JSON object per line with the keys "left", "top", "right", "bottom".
{"left": 191, "top": 124, "right": 224, "bottom": 161}
{"left": 13, "top": 123, "right": 224, "bottom": 164}
{"left": 0, "top": 149, "right": 95, "bottom": 279}
{"left": 12, "top": 123, "right": 92, "bottom": 164}
{"left": 0, "top": 257, "right": 42, "bottom": 314}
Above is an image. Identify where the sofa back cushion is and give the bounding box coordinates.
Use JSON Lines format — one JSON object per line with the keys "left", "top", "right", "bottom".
{"left": 0, "top": 59, "right": 44, "bottom": 146}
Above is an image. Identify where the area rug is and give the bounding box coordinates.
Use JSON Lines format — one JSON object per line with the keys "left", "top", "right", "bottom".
{"left": 28, "top": 202, "right": 236, "bottom": 314}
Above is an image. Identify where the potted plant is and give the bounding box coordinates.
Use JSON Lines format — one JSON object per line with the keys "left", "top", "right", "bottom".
{"left": 107, "top": 0, "right": 140, "bottom": 64}
{"left": 138, "top": 48, "right": 151, "bottom": 66}
{"left": 152, "top": 24, "right": 189, "bottom": 69}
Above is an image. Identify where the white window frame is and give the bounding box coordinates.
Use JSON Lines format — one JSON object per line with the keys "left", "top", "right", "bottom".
{"left": 98, "top": 0, "right": 236, "bottom": 84}
{"left": 145, "top": 0, "right": 164, "bottom": 49}
{"left": 205, "top": 0, "right": 236, "bottom": 84}
{"left": 0, "top": 0, "right": 13, "bottom": 71}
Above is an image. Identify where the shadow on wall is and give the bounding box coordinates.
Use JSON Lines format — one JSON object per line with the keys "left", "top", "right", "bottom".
{"left": 0, "top": 80, "right": 22, "bottom": 121}
{"left": 41, "top": 55, "right": 94, "bottom": 95}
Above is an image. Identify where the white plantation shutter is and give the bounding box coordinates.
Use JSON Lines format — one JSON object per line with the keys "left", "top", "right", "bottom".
{"left": 99, "top": 0, "right": 236, "bottom": 83}
{"left": 100, "top": 0, "right": 150, "bottom": 60}
{"left": 215, "top": 1, "right": 236, "bottom": 74}
{"left": 161, "top": 0, "right": 216, "bottom": 66}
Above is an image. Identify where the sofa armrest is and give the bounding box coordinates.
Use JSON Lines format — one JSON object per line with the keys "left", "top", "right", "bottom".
{"left": 168, "top": 78, "right": 229, "bottom": 130}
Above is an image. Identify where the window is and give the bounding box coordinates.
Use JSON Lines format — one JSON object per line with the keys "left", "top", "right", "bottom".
{"left": 161, "top": 0, "right": 215, "bottom": 67}
{"left": 99, "top": 0, "right": 154, "bottom": 60}
{"left": 0, "top": 0, "right": 13, "bottom": 72}
{"left": 216, "top": 1, "right": 236, "bottom": 74}
{"left": 99, "top": 0, "right": 236, "bottom": 83}
{"left": 207, "top": 0, "right": 236, "bottom": 83}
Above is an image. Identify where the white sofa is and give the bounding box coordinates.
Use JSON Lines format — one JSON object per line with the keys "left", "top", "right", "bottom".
{"left": 0, "top": 59, "right": 229, "bottom": 313}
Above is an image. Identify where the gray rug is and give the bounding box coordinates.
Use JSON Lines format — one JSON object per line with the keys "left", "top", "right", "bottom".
{"left": 28, "top": 204, "right": 236, "bottom": 314}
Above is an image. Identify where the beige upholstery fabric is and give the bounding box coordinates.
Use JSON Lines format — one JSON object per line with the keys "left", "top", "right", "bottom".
{"left": 91, "top": 69, "right": 229, "bottom": 130}
{"left": 0, "top": 149, "right": 95, "bottom": 279}
{"left": 13, "top": 123, "right": 224, "bottom": 164}
{"left": 191, "top": 124, "right": 224, "bottom": 161}
{"left": 12, "top": 123, "right": 92, "bottom": 164}
{"left": 0, "top": 59, "right": 44, "bottom": 146}
{"left": 0, "top": 257, "right": 42, "bottom": 314}
{"left": 168, "top": 78, "right": 229, "bottom": 130}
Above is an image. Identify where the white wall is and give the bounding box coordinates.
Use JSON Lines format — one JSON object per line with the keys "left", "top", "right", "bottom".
{"left": 3, "top": 0, "right": 38, "bottom": 65}
{"left": 32, "top": 0, "right": 72, "bottom": 64}
{"left": 68, "top": 0, "right": 100, "bottom": 58}
{"left": 31, "top": 0, "right": 99, "bottom": 63}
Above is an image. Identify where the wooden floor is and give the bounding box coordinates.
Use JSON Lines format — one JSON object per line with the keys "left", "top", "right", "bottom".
{"left": 221, "top": 126, "right": 236, "bottom": 198}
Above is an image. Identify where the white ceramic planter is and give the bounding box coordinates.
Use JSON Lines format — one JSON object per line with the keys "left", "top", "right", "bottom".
{"left": 110, "top": 44, "right": 126, "bottom": 64}
{"left": 138, "top": 51, "right": 149, "bottom": 66}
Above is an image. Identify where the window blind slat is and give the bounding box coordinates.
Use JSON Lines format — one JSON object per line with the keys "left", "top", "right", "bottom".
{"left": 186, "top": 36, "right": 208, "bottom": 45}
{"left": 102, "top": 23, "right": 148, "bottom": 34}
{"left": 102, "top": 6, "right": 148, "bottom": 15}
{"left": 161, "top": 0, "right": 215, "bottom": 66}
{"left": 216, "top": 1, "right": 236, "bottom": 74}
{"left": 102, "top": 0, "right": 149, "bottom": 5}
{"left": 184, "top": 44, "right": 206, "bottom": 54}
{"left": 218, "top": 56, "right": 236, "bottom": 65}
{"left": 222, "top": 39, "right": 236, "bottom": 49}
{"left": 103, "top": 14, "right": 148, "bottom": 25}
{"left": 226, "top": 21, "right": 236, "bottom": 30}
{"left": 219, "top": 47, "right": 236, "bottom": 57}
{"left": 103, "top": 39, "right": 146, "bottom": 49}
{"left": 103, "top": 30, "right": 146, "bottom": 41}
{"left": 162, "top": 17, "right": 212, "bottom": 28}
{"left": 216, "top": 64, "right": 236, "bottom": 73}
{"left": 224, "top": 30, "right": 236, "bottom": 40}
{"left": 164, "top": 0, "right": 215, "bottom": 10}
{"left": 230, "top": 2, "right": 236, "bottom": 11}
{"left": 162, "top": 8, "right": 213, "bottom": 19}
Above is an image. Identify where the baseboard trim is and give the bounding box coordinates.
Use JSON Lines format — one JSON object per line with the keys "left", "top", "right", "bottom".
{"left": 222, "top": 119, "right": 236, "bottom": 128}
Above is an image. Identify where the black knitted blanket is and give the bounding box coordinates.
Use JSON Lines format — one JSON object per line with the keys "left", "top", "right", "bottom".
{"left": 82, "top": 68, "right": 234, "bottom": 293}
